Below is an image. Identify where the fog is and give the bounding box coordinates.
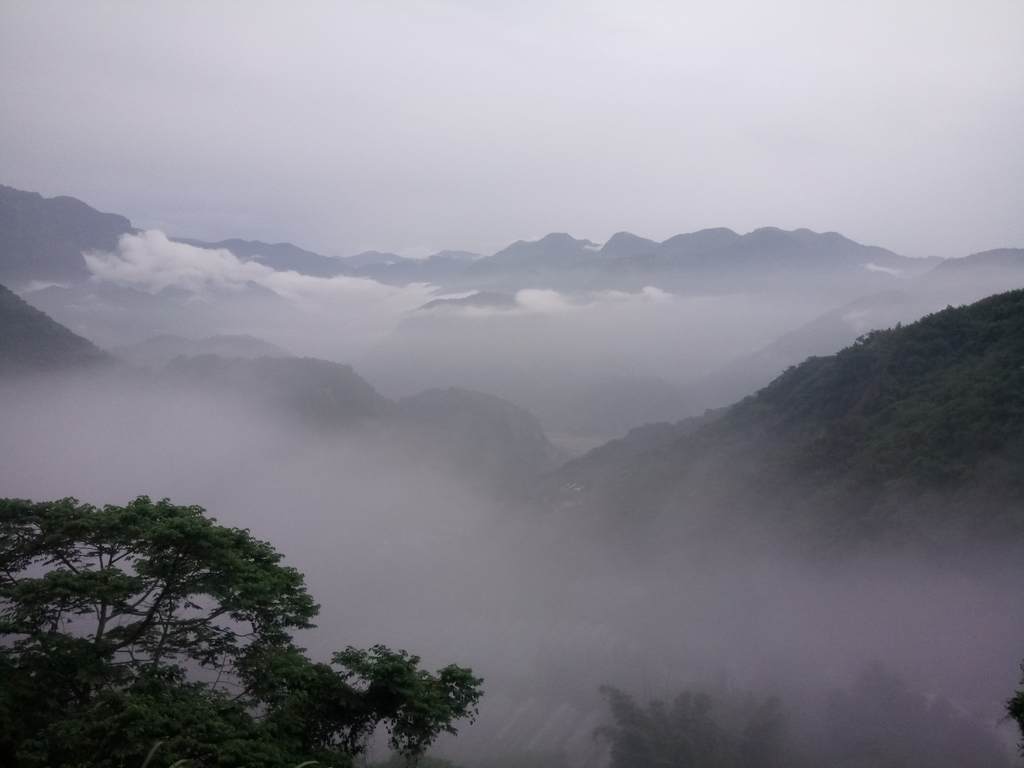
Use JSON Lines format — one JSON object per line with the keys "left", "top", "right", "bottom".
{"left": 4, "top": 1, "right": 1023, "bottom": 762}
{"left": 25, "top": 228, "right": 1024, "bottom": 447}
{"left": 2, "top": 367, "right": 1020, "bottom": 765}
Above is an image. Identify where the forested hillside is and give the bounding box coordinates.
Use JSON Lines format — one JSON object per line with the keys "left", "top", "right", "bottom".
{"left": 545, "top": 290, "right": 1024, "bottom": 548}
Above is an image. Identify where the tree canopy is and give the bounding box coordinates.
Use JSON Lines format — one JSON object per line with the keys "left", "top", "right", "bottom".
{"left": 595, "top": 683, "right": 787, "bottom": 768}
{"left": 0, "top": 496, "right": 483, "bottom": 768}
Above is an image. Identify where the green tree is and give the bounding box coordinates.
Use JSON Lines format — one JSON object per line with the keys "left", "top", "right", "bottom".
{"left": 595, "top": 684, "right": 786, "bottom": 768}
{"left": 0, "top": 496, "right": 483, "bottom": 768}
{"left": 1007, "top": 663, "right": 1024, "bottom": 758}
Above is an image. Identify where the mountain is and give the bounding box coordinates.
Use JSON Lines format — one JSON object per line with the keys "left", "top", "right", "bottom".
{"left": 163, "top": 355, "right": 392, "bottom": 428}
{"left": 420, "top": 291, "right": 517, "bottom": 311}
{"left": 343, "top": 250, "right": 407, "bottom": 268}
{"left": 680, "top": 250, "right": 1024, "bottom": 413}
{"left": 20, "top": 276, "right": 304, "bottom": 350}
{"left": 159, "top": 355, "right": 562, "bottom": 494}
{"left": 542, "top": 289, "right": 1024, "bottom": 549}
{"left": 598, "top": 227, "right": 940, "bottom": 295}
{"left": 173, "top": 237, "right": 352, "bottom": 278}
{"left": 0, "top": 282, "right": 114, "bottom": 375}
{"left": 350, "top": 250, "right": 484, "bottom": 285}
{"left": 111, "top": 334, "right": 294, "bottom": 368}
{"left": 928, "top": 247, "right": 1024, "bottom": 273}
{"left": 0, "top": 185, "right": 134, "bottom": 286}
{"left": 397, "top": 387, "right": 567, "bottom": 495}
{"left": 0, "top": 184, "right": 949, "bottom": 301}
{"left": 598, "top": 231, "right": 659, "bottom": 260}
{"left": 464, "top": 233, "right": 600, "bottom": 276}
{"left": 683, "top": 290, "right": 922, "bottom": 410}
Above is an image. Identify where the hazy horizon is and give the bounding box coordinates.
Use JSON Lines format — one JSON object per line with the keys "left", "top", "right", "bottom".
{"left": 2, "top": 3, "right": 1024, "bottom": 765}
{"left": 2, "top": 1, "right": 1022, "bottom": 259}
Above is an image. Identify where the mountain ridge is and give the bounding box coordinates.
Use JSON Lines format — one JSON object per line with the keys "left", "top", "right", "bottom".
{"left": 0, "top": 282, "right": 114, "bottom": 375}
{"left": 1, "top": 184, "right": 965, "bottom": 293}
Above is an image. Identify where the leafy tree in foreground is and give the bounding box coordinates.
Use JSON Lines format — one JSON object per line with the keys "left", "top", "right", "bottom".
{"left": 1007, "top": 663, "right": 1024, "bottom": 758}
{"left": 0, "top": 496, "right": 482, "bottom": 768}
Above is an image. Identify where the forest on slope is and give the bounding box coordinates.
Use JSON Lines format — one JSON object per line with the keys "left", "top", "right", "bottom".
{"left": 544, "top": 289, "right": 1024, "bottom": 550}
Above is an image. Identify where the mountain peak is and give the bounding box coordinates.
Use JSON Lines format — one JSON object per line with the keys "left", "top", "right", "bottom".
{"left": 600, "top": 231, "right": 659, "bottom": 259}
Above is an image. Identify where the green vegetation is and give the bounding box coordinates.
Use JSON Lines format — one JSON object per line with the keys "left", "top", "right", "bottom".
{"left": 595, "top": 684, "right": 787, "bottom": 768}
{"left": 596, "top": 665, "right": 1012, "bottom": 768}
{"left": 0, "top": 496, "right": 482, "bottom": 768}
{"left": 548, "top": 289, "right": 1024, "bottom": 545}
{"left": 731, "top": 288, "right": 1024, "bottom": 489}
{"left": 1007, "top": 665, "right": 1024, "bottom": 758}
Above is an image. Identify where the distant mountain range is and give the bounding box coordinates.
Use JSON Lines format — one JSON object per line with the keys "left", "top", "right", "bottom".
{"left": 1, "top": 183, "right": 995, "bottom": 296}
{"left": 4, "top": 182, "right": 1024, "bottom": 449}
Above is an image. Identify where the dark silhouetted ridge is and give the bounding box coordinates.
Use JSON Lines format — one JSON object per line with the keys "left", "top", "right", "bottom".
{"left": 0, "top": 282, "right": 113, "bottom": 375}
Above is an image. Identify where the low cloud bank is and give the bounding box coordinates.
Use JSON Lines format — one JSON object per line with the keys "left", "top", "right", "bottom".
{"left": 86, "top": 229, "right": 435, "bottom": 311}
{"left": 81, "top": 231, "right": 437, "bottom": 357}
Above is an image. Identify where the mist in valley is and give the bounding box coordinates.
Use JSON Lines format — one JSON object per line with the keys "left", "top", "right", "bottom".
{"left": 1, "top": 361, "right": 1021, "bottom": 766}
{"left": 3, "top": 2, "right": 1024, "bottom": 765}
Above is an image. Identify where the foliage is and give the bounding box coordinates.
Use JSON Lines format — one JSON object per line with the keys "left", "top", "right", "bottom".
{"left": 1007, "top": 663, "right": 1024, "bottom": 758}
{"left": 734, "top": 289, "right": 1024, "bottom": 489}
{"left": 595, "top": 684, "right": 787, "bottom": 768}
{"left": 548, "top": 289, "right": 1024, "bottom": 545}
{"left": 0, "top": 496, "right": 483, "bottom": 768}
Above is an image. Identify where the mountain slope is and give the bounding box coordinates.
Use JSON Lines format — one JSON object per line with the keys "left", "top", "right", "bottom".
{"left": 160, "top": 355, "right": 562, "bottom": 494}
{"left": 0, "top": 283, "right": 114, "bottom": 375}
{"left": 0, "top": 185, "right": 134, "bottom": 285}
{"left": 543, "top": 290, "right": 1024, "bottom": 547}
{"left": 397, "top": 387, "right": 566, "bottom": 495}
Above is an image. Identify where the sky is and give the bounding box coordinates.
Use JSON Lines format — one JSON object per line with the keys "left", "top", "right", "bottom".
{"left": 1, "top": 0, "right": 1021, "bottom": 259}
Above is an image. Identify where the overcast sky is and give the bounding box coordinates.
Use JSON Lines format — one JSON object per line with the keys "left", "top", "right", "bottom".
{"left": 1, "top": 0, "right": 1021, "bottom": 258}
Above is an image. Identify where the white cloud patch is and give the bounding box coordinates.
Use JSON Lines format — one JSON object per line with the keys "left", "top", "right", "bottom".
{"left": 515, "top": 289, "right": 574, "bottom": 314}
{"left": 864, "top": 262, "right": 902, "bottom": 276}
{"left": 515, "top": 286, "right": 671, "bottom": 314}
{"left": 85, "top": 231, "right": 273, "bottom": 293}
{"left": 86, "top": 230, "right": 433, "bottom": 307}
{"left": 423, "top": 286, "right": 674, "bottom": 319}
{"left": 82, "top": 231, "right": 438, "bottom": 358}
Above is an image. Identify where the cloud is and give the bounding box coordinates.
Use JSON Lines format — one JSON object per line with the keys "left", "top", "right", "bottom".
{"left": 85, "top": 230, "right": 434, "bottom": 308}
{"left": 515, "top": 286, "right": 672, "bottom": 314}
{"left": 428, "top": 286, "right": 675, "bottom": 318}
{"left": 864, "top": 262, "right": 902, "bottom": 276}
{"left": 85, "top": 230, "right": 273, "bottom": 294}
{"left": 82, "top": 231, "right": 438, "bottom": 358}
{"left": 514, "top": 289, "right": 574, "bottom": 314}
